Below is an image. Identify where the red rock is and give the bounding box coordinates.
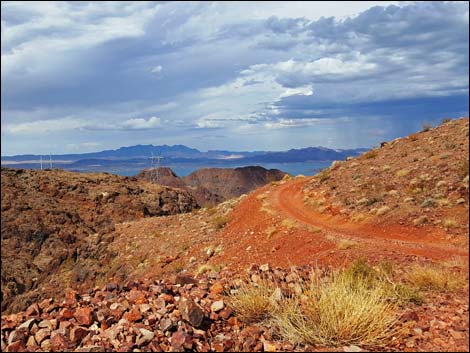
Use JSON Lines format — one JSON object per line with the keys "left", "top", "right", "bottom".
{"left": 34, "top": 328, "right": 51, "bottom": 344}
{"left": 59, "top": 308, "right": 75, "bottom": 320}
{"left": 401, "top": 311, "right": 419, "bottom": 322}
{"left": 128, "top": 289, "right": 147, "bottom": 304}
{"left": 218, "top": 308, "right": 232, "bottom": 319}
{"left": 50, "top": 332, "right": 71, "bottom": 351}
{"left": 38, "top": 298, "right": 53, "bottom": 310}
{"left": 123, "top": 308, "right": 142, "bottom": 322}
{"left": 171, "top": 331, "right": 189, "bottom": 350}
{"left": 175, "top": 274, "right": 198, "bottom": 285}
{"left": 5, "top": 340, "right": 25, "bottom": 352}
{"left": 7, "top": 328, "right": 28, "bottom": 345}
{"left": 74, "top": 307, "right": 93, "bottom": 326}
{"left": 70, "top": 326, "right": 89, "bottom": 343}
{"left": 213, "top": 342, "right": 224, "bottom": 352}
{"left": 25, "top": 303, "right": 41, "bottom": 317}
{"left": 181, "top": 300, "right": 205, "bottom": 328}
{"left": 159, "top": 294, "right": 175, "bottom": 303}
{"left": 65, "top": 288, "right": 79, "bottom": 307}
{"left": 210, "top": 283, "right": 224, "bottom": 295}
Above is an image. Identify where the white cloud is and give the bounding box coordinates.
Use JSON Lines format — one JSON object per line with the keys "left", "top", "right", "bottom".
{"left": 3, "top": 117, "right": 87, "bottom": 134}
{"left": 150, "top": 65, "right": 162, "bottom": 74}
{"left": 120, "top": 116, "right": 161, "bottom": 129}
{"left": 3, "top": 116, "right": 162, "bottom": 134}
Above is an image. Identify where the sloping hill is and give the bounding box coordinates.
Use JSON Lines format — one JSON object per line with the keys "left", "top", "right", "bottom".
{"left": 303, "top": 117, "right": 469, "bottom": 235}
{"left": 183, "top": 166, "right": 288, "bottom": 202}
{"left": 137, "top": 166, "right": 288, "bottom": 207}
{"left": 1, "top": 168, "right": 198, "bottom": 313}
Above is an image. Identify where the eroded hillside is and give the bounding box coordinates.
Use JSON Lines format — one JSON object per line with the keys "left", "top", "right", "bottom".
{"left": 137, "top": 166, "right": 288, "bottom": 207}
{"left": 303, "top": 117, "right": 469, "bottom": 236}
{"left": 1, "top": 168, "right": 198, "bottom": 313}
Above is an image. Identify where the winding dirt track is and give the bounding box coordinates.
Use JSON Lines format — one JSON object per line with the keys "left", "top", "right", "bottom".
{"left": 271, "top": 177, "right": 468, "bottom": 261}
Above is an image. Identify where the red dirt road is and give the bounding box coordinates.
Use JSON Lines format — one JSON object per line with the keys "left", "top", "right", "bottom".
{"left": 216, "top": 177, "right": 468, "bottom": 269}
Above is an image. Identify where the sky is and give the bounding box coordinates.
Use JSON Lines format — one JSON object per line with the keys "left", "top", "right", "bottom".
{"left": 1, "top": 1, "right": 469, "bottom": 155}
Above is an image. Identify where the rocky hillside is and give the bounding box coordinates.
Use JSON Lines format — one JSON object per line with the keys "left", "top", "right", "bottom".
{"left": 303, "top": 117, "right": 469, "bottom": 236}
{"left": 137, "top": 166, "right": 288, "bottom": 207}
{"left": 1, "top": 168, "right": 198, "bottom": 314}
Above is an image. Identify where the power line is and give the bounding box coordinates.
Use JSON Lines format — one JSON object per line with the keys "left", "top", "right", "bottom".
{"left": 149, "top": 153, "right": 163, "bottom": 183}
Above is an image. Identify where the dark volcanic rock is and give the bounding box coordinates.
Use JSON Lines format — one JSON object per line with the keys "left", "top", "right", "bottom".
{"left": 137, "top": 166, "right": 288, "bottom": 206}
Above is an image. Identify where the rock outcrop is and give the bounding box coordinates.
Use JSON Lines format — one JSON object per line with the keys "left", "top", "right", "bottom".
{"left": 1, "top": 168, "right": 198, "bottom": 313}
{"left": 137, "top": 166, "right": 288, "bottom": 207}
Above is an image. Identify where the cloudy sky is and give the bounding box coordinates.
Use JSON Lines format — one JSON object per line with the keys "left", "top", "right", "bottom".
{"left": 1, "top": 1, "right": 469, "bottom": 155}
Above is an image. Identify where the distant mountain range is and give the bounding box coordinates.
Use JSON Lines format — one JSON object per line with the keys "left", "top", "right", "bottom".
{"left": 1, "top": 144, "right": 368, "bottom": 175}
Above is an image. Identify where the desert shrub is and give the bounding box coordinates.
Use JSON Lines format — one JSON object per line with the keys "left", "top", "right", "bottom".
{"left": 272, "top": 268, "right": 398, "bottom": 347}
{"left": 441, "top": 118, "right": 452, "bottom": 124}
{"left": 421, "top": 123, "right": 433, "bottom": 132}
{"left": 337, "top": 239, "right": 357, "bottom": 250}
{"left": 317, "top": 170, "right": 330, "bottom": 183}
{"left": 405, "top": 264, "right": 464, "bottom": 291}
{"left": 196, "top": 264, "right": 222, "bottom": 275}
{"left": 281, "top": 219, "right": 298, "bottom": 230}
{"left": 212, "top": 215, "right": 229, "bottom": 229}
{"left": 364, "top": 150, "right": 378, "bottom": 159}
{"left": 442, "top": 218, "right": 458, "bottom": 228}
{"left": 227, "top": 280, "right": 276, "bottom": 323}
{"left": 458, "top": 160, "right": 469, "bottom": 179}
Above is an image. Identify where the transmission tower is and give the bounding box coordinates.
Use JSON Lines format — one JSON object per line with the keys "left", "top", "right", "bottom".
{"left": 40, "top": 156, "right": 43, "bottom": 170}
{"left": 49, "top": 153, "right": 52, "bottom": 169}
{"left": 149, "top": 153, "right": 164, "bottom": 183}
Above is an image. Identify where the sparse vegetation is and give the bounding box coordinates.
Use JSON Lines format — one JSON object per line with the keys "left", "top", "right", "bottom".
{"left": 337, "top": 239, "right": 357, "bottom": 250}
{"left": 265, "top": 226, "right": 277, "bottom": 239}
{"left": 196, "top": 264, "right": 222, "bottom": 275}
{"left": 396, "top": 169, "right": 410, "bottom": 177}
{"left": 459, "top": 159, "right": 469, "bottom": 179}
{"left": 443, "top": 218, "right": 458, "bottom": 228}
{"left": 441, "top": 118, "right": 452, "bottom": 124}
{"left": 421, "top": 122, "right": 433, "bottom": 132}
{"left": 271, "top": 262, "right": 399, "bottom": 347}
{"left": 227, "top": 280, "right": 276, "bottom": 323}
{"left": 364, "top": 150, "right": 378, "bottom": 159}
{"left": 405, "top": 264, "right": 465, "bottom": 291}
{"left": 212, "top": 215, "right": 229, "bottom": 229}
{"left": 281, "top": 218, "right": 299, "bottom": 230}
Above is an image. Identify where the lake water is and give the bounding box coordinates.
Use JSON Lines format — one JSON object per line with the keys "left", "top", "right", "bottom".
{"left": 111, "top": 161, "right": 333, "bottom": 177}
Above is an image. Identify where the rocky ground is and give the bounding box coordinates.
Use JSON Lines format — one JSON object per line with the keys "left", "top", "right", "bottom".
{"left": 1, "top": 168, "right": 198, "bottom": 314}
{"left": 1, "top": 118, "right": 468, "bottom": 352}
{"left": 303, "top": 118, "right": 469, "bottom": 237}
{"left": 1, "top": 265, "right": 468, "bottom": 352}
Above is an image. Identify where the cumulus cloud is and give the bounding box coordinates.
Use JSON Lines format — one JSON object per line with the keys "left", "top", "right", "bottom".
{"left": 1, "top": 1, "right": 468, "bottom": 154}
{"left": 3, "top": 116, "right": 162, "bottom": 135}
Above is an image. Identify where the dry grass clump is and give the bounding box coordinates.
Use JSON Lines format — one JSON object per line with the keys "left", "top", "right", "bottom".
{"left": 337, "top": 239, "right": 358, "bottom": 250}
{"left": 363, "top": 150, "right": 379, "bottom": 159}
{"left": 227, "top": 280, "right": 276, "bottom": 323}
{"left": 281, "top": 218, "right": 299, "bottom": 230}
{"left": 421, "top": 122, "right": 433, "bottom": 132}
{"left": 272, "top": 266, "right": 399, "bottom": 347}
{"left": 227, "top": 260, "right": 467, "bottom": 347}
{"left": 458, "top": 159, "right": 469, "bottom": 179}
{"left": 265, "top": 226, "right": 277, "bottom": 239}
{"left": 196, "top": 264, "right": 222, "bottom": 275}
{"left": 405, "top": 264, "right": 465, "bottom": 291}
{"left": 396, "top": 169, "right": 410, "bottom": 177}
{"left": 212, "top": 215, "right": 229, "bottom": 229}
{"left": 442, "top": 218, "right": 458, "bottom": 228}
